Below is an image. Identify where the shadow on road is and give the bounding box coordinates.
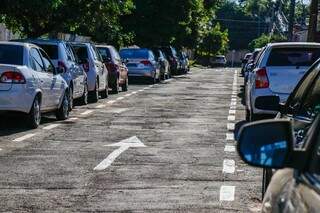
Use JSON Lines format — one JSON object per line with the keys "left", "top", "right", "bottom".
{"left": 0, "top": 115, "right": 55, "bottom": 137}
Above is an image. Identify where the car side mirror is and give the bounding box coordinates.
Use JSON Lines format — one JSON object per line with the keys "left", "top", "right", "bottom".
{"left": 242, "top": 59, "right": 248, "bottom": 64}
{"left": 122, "top": 58, "right": 129, "bottom": 64}
{"left": 247, "top": 63, "right": 254, "bottom": 71}
{"left": 237, "top": 120, "right": 294, "bottom": 169}
{"left": 56, "top": 67, "right": 65, "bottom": 74}
{"left": 255, "top": 96, "right": 280, "bottom": 111}
{"left": 102, "top": 56, "right": 111, "bottom": 63}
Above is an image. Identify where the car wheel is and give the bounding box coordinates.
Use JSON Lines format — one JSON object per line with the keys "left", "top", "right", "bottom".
{"left": 56, "top": 91, "right": 69, "bottom": 120}
{"left": 101, "top": 82, "right": 109, "bottom": 99}
{"left": 262, "top": 168, "right": 273, "bottom": 200}
{"left": 122, "top": 78, "right": 128, "bottom": 92}
{"left": 89, "top": 80, "right": 99, "bottom": 103}
{"left": 81, "top": 82, "right": 88, "bottom": 105}
{"left": 28, "top": 96, "right": 41, "bottom": 129}
{"left": 68, "top": 87, "right": 73, "bottom": 111}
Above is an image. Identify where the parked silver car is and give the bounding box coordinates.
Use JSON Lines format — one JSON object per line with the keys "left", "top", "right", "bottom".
{"left": 71, "top": 42, "right": 108, "bottom": 102}
{"left": 245, "top": 42, "right": 320, "bottom": 121}
{"left": 119, "top": 48, "right": 160, "bottom": 84}
{"left": 0, "top": 42, "right": 69, "bottom": 128}
{"left": 22, "top": 39, "right": 88, "bottom": 109}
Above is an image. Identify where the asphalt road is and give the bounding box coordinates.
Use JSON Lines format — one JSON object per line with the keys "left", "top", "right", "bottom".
{"left": 0, "top": 67, "right": 262, "bottom": 212}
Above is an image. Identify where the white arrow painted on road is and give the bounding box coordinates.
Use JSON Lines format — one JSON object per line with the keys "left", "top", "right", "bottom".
{"left": 94, "top": 136, "right": 146, "bottom": 171}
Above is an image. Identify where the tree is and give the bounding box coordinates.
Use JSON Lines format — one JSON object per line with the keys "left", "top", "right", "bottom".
{"left": 0, "top": 0, "right": 134, "bottom": 47}
{"left": 198, "top": 23, "right": 229, "bottom": 56}
{"left": 215, "top": 1, "right": 265, "bottom": 50}
{"left": 121, "top": 0, "right": 223, "bottom": 49}
{"left": 248, "top": 33, "right": 286, "bottom": 50}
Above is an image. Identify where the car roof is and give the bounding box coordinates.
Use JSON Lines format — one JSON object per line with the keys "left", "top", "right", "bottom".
{"left": 267, "top": 42, "right": 320, "bottom": 48}
{"left": 13, "top": 38, "right": 66, "bottom": 45}
{"left": 0, "top": 41, "right": 38, "bottom": 48}
{"left": 95, "top": 45, "right": 113, "bottom": 49}
{"left": 120, "top": 48, "right": 149, "bottom": 51}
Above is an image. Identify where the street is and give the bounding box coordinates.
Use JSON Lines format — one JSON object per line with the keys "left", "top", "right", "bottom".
{"left": 0, "top": 67, "right": 261, "bottom": 212}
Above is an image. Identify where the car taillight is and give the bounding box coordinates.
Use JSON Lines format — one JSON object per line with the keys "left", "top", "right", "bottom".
{"left": 255, "top": 67, "right": 269, "bottom": 89}
{"left": 83, "top": 62, "right": 89, "bottom": 72}
{"left": 0, "top": 71, "right": 26, "bottom": 84}
{"left": 58, "top": 61, "right": 67, "bottom": 73}
{"left": 140, "top": 60, "right": 152, "bottom": 66}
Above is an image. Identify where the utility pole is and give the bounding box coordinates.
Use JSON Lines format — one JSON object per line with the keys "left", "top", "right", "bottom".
{"left": 288, "top": 0, "right": 296, "bottom": 41}
{"left": 308, "top": 0, "right": 318, "bottom": 42}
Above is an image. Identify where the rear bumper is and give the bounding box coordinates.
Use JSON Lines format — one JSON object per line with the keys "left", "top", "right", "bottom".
{"left": 0, "top": 85, "right": 35, "bottom": 113}
{"left": 127, "top": 67, "right": 155, "bottom": 77}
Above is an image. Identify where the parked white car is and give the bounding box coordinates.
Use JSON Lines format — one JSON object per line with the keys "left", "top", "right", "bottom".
{"left": 245, "top": 42, "right": 320, "bottom": 121}
{"left": 0, "top": 42, "right": 69, "bottom": 128}
{"left": 71, "top": 42, "right": 108, "bottom": 102}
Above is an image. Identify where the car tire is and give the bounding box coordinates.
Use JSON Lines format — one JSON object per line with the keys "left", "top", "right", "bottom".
{"left": 56, "top": 91, "right": 69, "bottom": 120}
{"left": 101, "top": 82, "right": 109, "bottom": 99}
{"left": 262, "top": 168, "right": 273, "bottom": 200}
{"left": 122, "top": 78, "right": 128, "bottom": 92}
{"left": 27, "top": 96, "right": 41, "bottom": 129}
{"left": 81, "top": 82, "right": 88, "bottom": 105}
{"left": 89, "top": 80, "right": 99, "bottom": 103}
{"left": 68, "top": 87, "right": 73, "bottom": 111}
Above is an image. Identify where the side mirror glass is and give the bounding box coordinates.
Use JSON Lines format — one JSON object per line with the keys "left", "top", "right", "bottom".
{"left": 237, "top": 120, "right": 293, "bottom": 169}
{"left": 255, "top": 96, "right": 280, "bottom": 111}
{"left": 242, "top": 59, "right": 248, "bottom": 64}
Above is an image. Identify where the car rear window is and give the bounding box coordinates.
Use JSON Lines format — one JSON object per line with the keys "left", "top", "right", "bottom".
{"left": 0, "top": 44, "right": 23, "bottom": 65}
{"left": 37, "top": 44, "right": 58, "bottom": 59}
{"left": 267, "top": 48, "right": 320, "bottom": 67}
{"left": 120, "top": 49, "right": 149, "bottom": 59}
{"left": 72, "top": 45, "right": 88, "bottom": 60}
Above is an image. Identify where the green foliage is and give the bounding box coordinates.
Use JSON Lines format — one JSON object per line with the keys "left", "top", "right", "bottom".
{"left": 0, "top": 0, "right": 134, "bottom": 47}
{"left": 198, "top": 23, "right": 229, "bottom": 56}
{"left": 248, "top": 33, "right": 286, "bottom": 50}
{"left": 215, "top": 0, "right": 264, "bottom": 50}
{"left": 121, "top": 0, "right": 220, "bottom": 49}
{"left": 0, "top": 0, "right": 228, "bottom": 51}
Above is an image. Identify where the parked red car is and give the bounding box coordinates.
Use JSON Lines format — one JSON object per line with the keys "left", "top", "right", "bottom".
{"left": 97, "top": 45, "right": 129, "bottom": 93}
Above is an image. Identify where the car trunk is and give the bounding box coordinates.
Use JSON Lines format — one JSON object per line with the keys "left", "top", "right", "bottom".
{"left": 126, "top": 58, "right": 149, "bottom": 68}
{"left": 266, "top": 66, "right": 308, "bottom": 94}
{"left": 0, "top": 65, "right": 17, "bottom": 91}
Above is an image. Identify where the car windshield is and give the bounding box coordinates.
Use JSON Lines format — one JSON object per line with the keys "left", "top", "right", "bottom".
{"left": 36, "top": 44, "right": 58, "bottom": 60}
{"left": 267, "top": 48, "right": 320, "bottom": 67}
{"left": 120, "top": 49, "right": 148, "bottom": 59}
{"left": 0, "top": 44, "right": 23, "bottom": 65}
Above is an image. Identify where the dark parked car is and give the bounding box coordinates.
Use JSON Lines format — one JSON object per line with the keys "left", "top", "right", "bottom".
{"left": 160, "top": 46, "right": 180, "bottom": 75}
{"left": 151, "top": 47, "right": 170, "bottom": 80}
{"left": 237, "top": 114, "right": 320, "bottom": 213}
{"left": 241, "top": 53, "right": 253, "bottom": 76}
{"left": 97, "top": 45, "right": 129, "bottom": 93}
{"left": 177, "top": 50, "right": 190, "bottom": 73}
{"left": 244, "top": 58, "right": 320, "bottom": 199}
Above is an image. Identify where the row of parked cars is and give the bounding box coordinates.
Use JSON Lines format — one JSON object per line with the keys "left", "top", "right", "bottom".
{"left": 239, "top": 42, "right": 320, "bottom": 211}
{"left": 0, "top": 39, "right": 190, "bottom": 129}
